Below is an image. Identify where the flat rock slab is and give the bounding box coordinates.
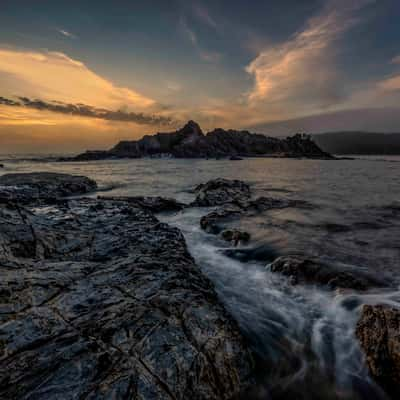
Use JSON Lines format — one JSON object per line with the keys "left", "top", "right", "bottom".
{"left": 0, "top": 172, "right": 97, "bottom": 204}
{"left": 269, "top": 255, "right": 388, "bottom": 290}
{"left": 0, "top": 198, "right": 253, "bottom": 399}
{"left": 356, "top": 304, "right": 400, "bottom": 398}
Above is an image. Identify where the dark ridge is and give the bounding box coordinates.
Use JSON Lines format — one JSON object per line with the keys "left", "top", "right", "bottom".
{"left": 68, "top": 121, "right": 334, "bottom": 161}
{"left": 313, "top": 131, "right": 400, "bottom": 155}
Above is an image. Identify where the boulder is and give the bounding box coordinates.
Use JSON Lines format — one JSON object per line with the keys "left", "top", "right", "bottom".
{"left": 0, "top": 198, "right": 254, "bottom": 399}
{"left": 268, "top": 255, "right": 388, "bottom": 290}
{"left": 192, "top": 179, "right": 251, "bottom": 207}
{"left": 0, "top": 172, "right": 97, "bottom": 204}
{"left": 356, "top": 304, "right": 400, "bottom": 398}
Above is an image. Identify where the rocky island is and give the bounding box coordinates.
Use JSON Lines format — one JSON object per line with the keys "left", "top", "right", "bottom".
{"left": 70, "top": 121, "right": 333, "bottom": 161}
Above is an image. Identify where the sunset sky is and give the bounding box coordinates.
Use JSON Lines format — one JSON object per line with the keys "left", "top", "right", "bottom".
{"left": 1, "top": 0, "right": 400, "bottom": 153}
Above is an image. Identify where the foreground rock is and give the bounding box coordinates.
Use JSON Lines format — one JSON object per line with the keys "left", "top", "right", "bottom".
{"left": 71, "top": 121, "right": 334, "bottom": 160}
{"left": 0, "top": 172, "right": 97, "bottom": 204}
{"left": 0, "top": 197, "right": 254, "bottom": 399}
{"left": 356, "top": 305, "right": 400, "bottom": 398}
{"left": 98, "top": 195, "right": 186, "bottom": 212}
{"left": 269, "top": 255, "right": 388, "bottom": 290}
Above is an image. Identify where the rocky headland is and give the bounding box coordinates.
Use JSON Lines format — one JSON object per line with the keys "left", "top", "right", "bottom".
{"left": 70, "top": 121, "right": 334, "bottom": 161}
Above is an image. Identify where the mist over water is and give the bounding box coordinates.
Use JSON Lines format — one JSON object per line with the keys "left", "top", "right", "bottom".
{"left": 1, "top": 155, "right": 399, "bottom": 398}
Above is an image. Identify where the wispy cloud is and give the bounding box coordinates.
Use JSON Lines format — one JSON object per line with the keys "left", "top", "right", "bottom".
{"left": 192, "top": 3, "right": 217, "bottom": 29}
{"left": 179, "top": 17, "right": 222, "bottom": 63}
{"left": 0, "top": 48, "right": 155, "bottom": 110}
{"left": 245, "top": 0, "right": 375, "bottom": 115}
{"left": 0, "top": 96, "right": 175, "bottom": 126}
{"left": 57, "top": 29, "right": 77, "bottom": 39}
{"left": 180, "top": 17, "right": 198, "bottom": 46}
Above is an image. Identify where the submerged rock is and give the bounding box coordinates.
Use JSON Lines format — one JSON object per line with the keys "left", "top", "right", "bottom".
{"left": 200, "top": 196, "right": 311, "bottom": 234}
{"left": 0, "top": 172, "right": 97, "bottom": 204}
{"left": 0, "top": 197, "right": 254, "bottom": 399}
{"left": 220, "top": 229, "right": 251, "bottom": 246}
{"left": 268, "top": 255, "right": 388, "bottom": 290}
{"left": 229, "top": 156, "right": 243, "bottom": 161}
{"left": 356, "top": 304, "right": 400, "bottom": 398}
{"left": 192, "top": 178, "right": 251, "bottom": 207}
{"left": 97, "top": 195, "right": 186, "bottom": 212}
{"left": 0, "top": 163, "right": 4, "bottom": 168}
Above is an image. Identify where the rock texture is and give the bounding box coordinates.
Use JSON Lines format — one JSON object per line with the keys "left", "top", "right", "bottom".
{"left": 220, "top": 229, "right": 250, "bottom": 246}
{"left": 0, "top": 193, "right": 254, "bottom": 399}
{"left": 71, "top": 121, "right": 334, "bottom": 160}
{"left": 356, "top": 305, "right": 400, "bottom": 398}
{"left": 193, "top": 179, "right": 311, "bottom": 236}
{"left": 192, "top": 179, "right": 251, "bottom": 207}
{"left": 97, "top": 195, "right": 186, "bottom": 212}
{"left": 269, "top": 255, "right": 388, "bottom": 290}
{"left": 0, "top": 172, "right": 97, "bottom": 204}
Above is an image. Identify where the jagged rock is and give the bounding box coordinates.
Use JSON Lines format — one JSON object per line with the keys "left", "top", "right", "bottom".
{"left": 0, "top": 172, "right": 97, "bottom": 204}
{"left": 70, "top": 121, "right": 334, "bottom": 161}
{"left": 356, "top": 304, "right": 400, "bottom": 398}
{"left": 0, "top": 198, "right": 254, "bottom": 399}
{"left": 192, "top": 179, "right": 251, "bottom": 207}
{"left": 200, "top": 197, "right": 311, "bottom": 234}
{"left": 97, "top": 195, "right": 186, "bottom": 212}
{"left": 268, "top": 255, "right": 388, "bottom": 290}
{"left": 220, "top": 229, "right": 250, "bottom": 246}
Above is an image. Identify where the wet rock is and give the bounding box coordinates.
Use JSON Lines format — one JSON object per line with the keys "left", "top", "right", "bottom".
{"left": 0, "top": 198, "right": 254, "bottom": 399}
{"left": 0, "top": 172, "right": 97, "bottom": 204}
{"left": 356, "top": 304, "right": 400, "bottom": 398}
{"left": 192, "top": 178, "right": 251, "bottom": 207}
{"left": 97, "top": 195, "right": 186, "bottom": 212}
{"left": 222, "top": 245, "right": 278, "bottom": 263}
{"left": 0, "top": 163, "right": 4, "bottom": 168}
{"left": 200, "top": 197, "right": 311, "bottom": 234}
{"left": 268, "top": 255, "right": 388, "bottom": 290}
{"left": 220, "top": 229, "right": 250, "bottom": 246}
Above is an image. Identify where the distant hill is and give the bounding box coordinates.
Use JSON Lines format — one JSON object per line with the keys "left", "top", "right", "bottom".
{"left": 313, "top": 132, "right": 400, "bottom": 155}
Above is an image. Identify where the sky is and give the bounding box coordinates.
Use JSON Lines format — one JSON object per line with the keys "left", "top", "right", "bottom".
{"left": 1, "top": 0, "right": 400, "bottom": 153}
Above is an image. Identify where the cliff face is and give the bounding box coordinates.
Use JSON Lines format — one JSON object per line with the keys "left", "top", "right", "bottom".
{"left": 74, "top": 120, "right": 333, "bottom": 160}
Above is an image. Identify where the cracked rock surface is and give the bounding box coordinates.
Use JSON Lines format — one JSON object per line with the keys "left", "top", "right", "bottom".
{"left": 194, "top": 179, "right": 311, "bottom": 235}
{"left": 0, "top": 197, "right": 254, "bottom": 399}
{"left": 0, "top": 172, "right": 97, "bottom": 204}
{"left": 356, "top": 305, "right": 400, "bottom": 398}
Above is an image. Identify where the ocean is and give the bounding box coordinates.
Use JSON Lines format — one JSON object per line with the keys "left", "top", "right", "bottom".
{"left": 1, "top": 155, "right": 399, "bottom": 399}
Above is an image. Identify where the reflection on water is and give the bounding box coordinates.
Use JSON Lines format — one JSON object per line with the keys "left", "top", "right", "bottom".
{"left": 1, "top": 155, "right": 400, "bottom": 398}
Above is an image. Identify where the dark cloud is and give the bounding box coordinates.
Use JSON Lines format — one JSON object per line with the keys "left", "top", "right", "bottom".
{"left": 0, "top": 96, "right": 175, "bottom": 126}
